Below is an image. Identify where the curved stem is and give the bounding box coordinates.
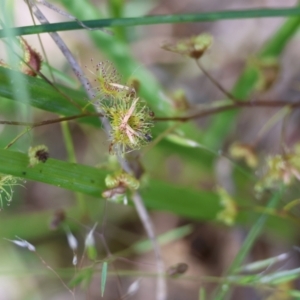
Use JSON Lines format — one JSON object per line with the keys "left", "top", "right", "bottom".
{"left": 195, "top": 59, "right": 239, "bottom": 103}
{"left": 155, "top": 101, "right": 298, "bottom": 122}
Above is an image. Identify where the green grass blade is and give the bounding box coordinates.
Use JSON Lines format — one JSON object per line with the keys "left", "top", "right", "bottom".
{"left": 199, "top": 288, "right": 206, "bottom": 300}
{"left": 0, "top": 67, "right": 100, "bottom": 127}
{"left": 214, "top": 187, "right": 284, "bottom": 300}
{"left": 0, "top": 148, "right": 220, "bottom": 220}
{"left": 0, "top": 148, "right": 107, "bottom": 196}
{"left": 260, "top": 267, "right": 300, "bottom": 284}
{"left": 0, "top": 149, "right": 291, "bottom": 243}
{"left": 101, "top": 261, "right": 108, "bottom": 297}
{"left": 235, "top": 252, "right": 289, "bottom": 273}
{"left": 289, "top": 290, "right": 300, "bottom": 298}
{"left": 131, "top": 224, "right": 192, "bottom": 254}
{"left": 2, "top": 7, "right": 300, "bottom": 37}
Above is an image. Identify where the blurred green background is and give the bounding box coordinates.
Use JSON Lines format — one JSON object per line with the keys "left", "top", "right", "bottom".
{"left": 0, "top": 0, "right": 300, "bottom": 299}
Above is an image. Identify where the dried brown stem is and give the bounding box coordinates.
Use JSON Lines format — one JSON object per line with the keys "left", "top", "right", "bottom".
{"left": 195, "top": 59, "right": 240, "bottom": 103}
{"left": 0, "top": 113, "right": 101, "bottom": 127}
{"left": 155, "top": 101, "right": 298, "bottom": 122}
{"left": 1, "top": 100, "right": 298, "bottom": 130}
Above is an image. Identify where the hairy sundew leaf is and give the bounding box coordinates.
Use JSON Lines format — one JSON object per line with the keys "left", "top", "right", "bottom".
{"left": 0, "top": 66, "right": 216, "bottom": 192}
{"left": 46, "top": 1, "right": 300, "bottom": 165}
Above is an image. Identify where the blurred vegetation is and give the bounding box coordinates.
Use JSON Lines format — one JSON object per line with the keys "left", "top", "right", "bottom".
{"left": 0, "top": 0, "right": 300, "bottom": 299}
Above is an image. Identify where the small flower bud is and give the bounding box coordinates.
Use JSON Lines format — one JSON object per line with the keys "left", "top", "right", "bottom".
{"left": 66, "top": 230, "right": 78, "bottom": 251}
{"left": 162, "top": 34, "right": 213, "bottom": 59}
{"left": 72, "top": 254, "right": 78, "bottom": 266}
{"left": 28, "top": 145, "right": 49, "bottom": 167}
{"left": 0, "top": 174, "right": 21, "bottom": 209}
{"left": 167, "top": 263, "right": 188, "bottom": 276}
{"left": 20, "top": 37, "right": 42, "bottom": 76}
{"left": 49, "top": 209, "right": 66, "bottom": 230}
{"left": 216, "top": 186, "right": 237, "bottom": 226}
{"left": 229, "top": 142, "right": 258, "bottom": 168}
{"left": 85, "top": 223, "right": 98, "bottom": 260}
{"left": 127, "top": 280, "right": 140, "bottom": 295}
{"left": 105, "top": 172, "right": 139, "bottom": 190}
{"left": 5, "top": 236, "right": 36, "bottom": 252}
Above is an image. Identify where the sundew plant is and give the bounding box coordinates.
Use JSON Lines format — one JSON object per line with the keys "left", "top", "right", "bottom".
{"left": 1, "top": 1, "right": 300, "bottom": 299}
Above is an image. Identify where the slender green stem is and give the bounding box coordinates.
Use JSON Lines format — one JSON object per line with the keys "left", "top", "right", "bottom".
{"left": 195, "top": 60, "right": 239, "bottom": 103}
{"left": 1, "top": 7, "right": 300, "bottom": 37}
{"left": 5, "top": 127, "right": 31, "bottom": 149}
{"left": 61, "top": 120, "right": 87, "bottom": 214}
{"left": 61, "top": 121, "right": 77, "bottom": 164}
{"left": 108, "top": 0, "right": 126, "bottom": 41}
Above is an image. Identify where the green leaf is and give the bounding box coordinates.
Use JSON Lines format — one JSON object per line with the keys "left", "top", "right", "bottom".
{"left": 0, "top": 148, "right": 106, "bottom": 196}
{"left": 260, "top": 267, "right": 300, "bottom": 284}
{"left": 235, "top": 253, "right": 289, "bottom": 273}
{"left": 199, "top": 288, "right": 206, "bottom": 300}
{"left": 130, "top": 224, "right": 193, "bottom": 254}
{"left": 69, "top": 268, "right": 94, "bottom": 288}
{"left": 0, "top": 67, "right": 101, "bottom": 127}
{"left": 101, "top": 261, "right": 108, "bottom": 297}
{"left": 289, "top": 290, "right": 300, "bottom": 298}
{"left": 0, "top": 148, "right": 220, "bottom": 220}
{"left": 214, "top": 187, "right": 284, "bottom": 300}
{"left": 87, "top": 245, "right": 97, "bottom": 261}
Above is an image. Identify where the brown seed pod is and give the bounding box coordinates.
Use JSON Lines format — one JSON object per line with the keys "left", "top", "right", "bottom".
{"left": 28, "top": 145, "right": 49, "bottom": 167}
{"left": 49, "top": 209, "right": 66, "bottom": 230}
{"left": 20, "top": 38, "right": 42, "bottom": 76}
{"left": 162, "top": 34, "right": 213, "bottom": 60}
{"left": 167, "top": 263, "right": 188, "bottom": 276}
